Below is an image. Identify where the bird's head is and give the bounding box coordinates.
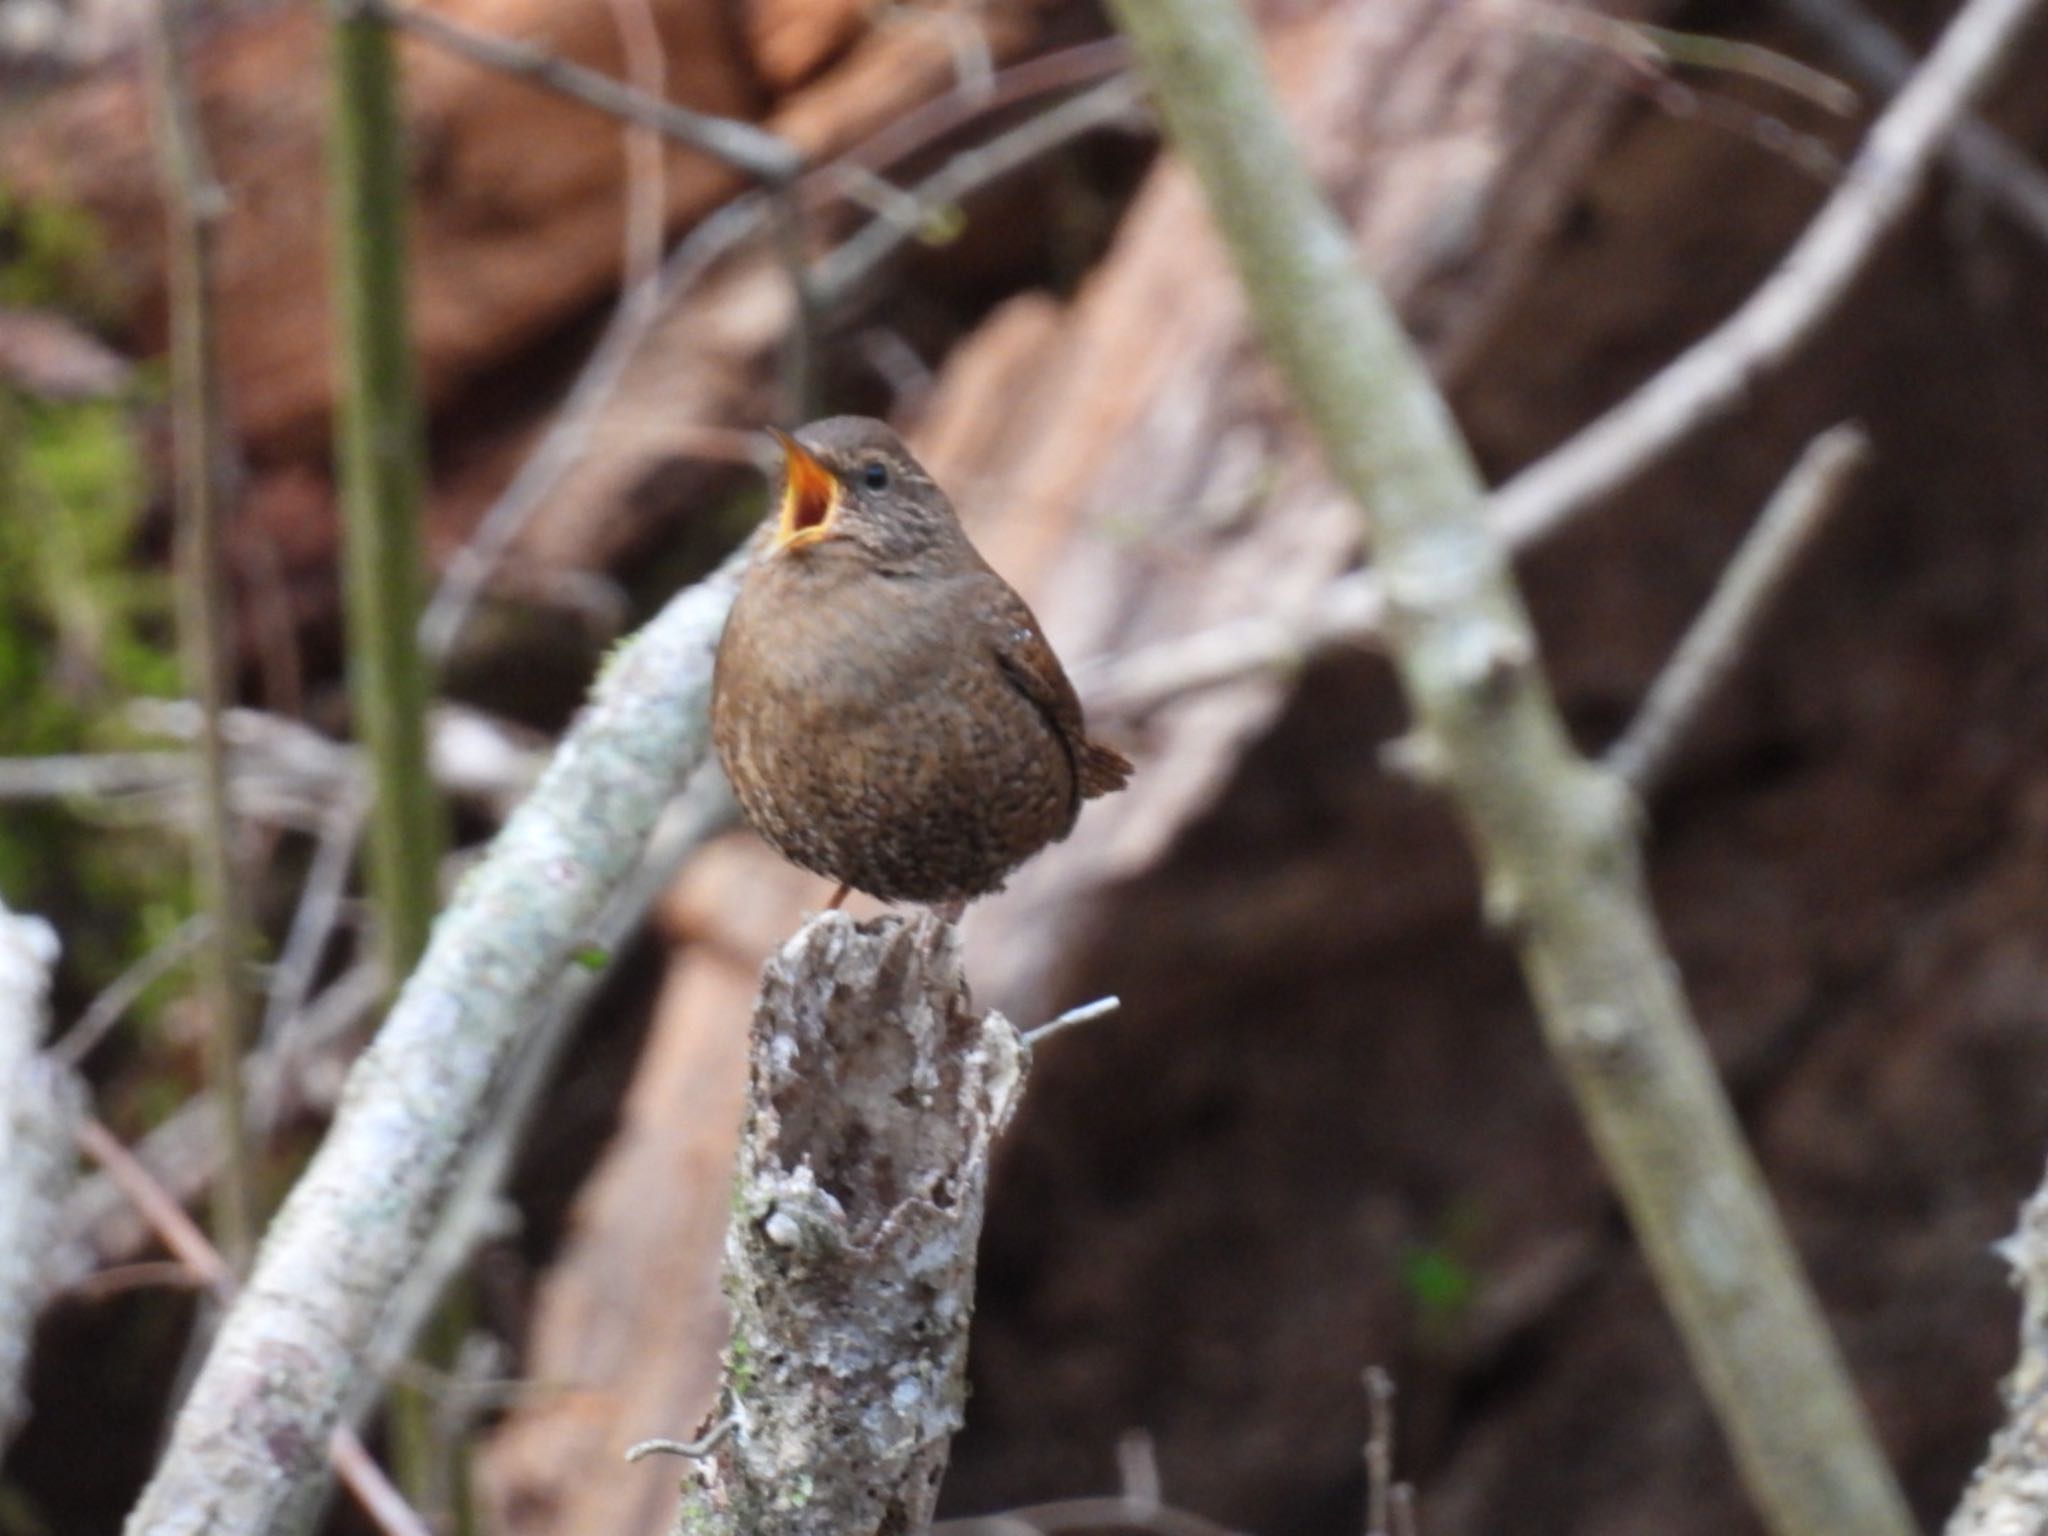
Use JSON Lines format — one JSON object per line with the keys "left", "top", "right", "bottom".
{"left": 766, "top": 416, "right": 963, "bottom": 567}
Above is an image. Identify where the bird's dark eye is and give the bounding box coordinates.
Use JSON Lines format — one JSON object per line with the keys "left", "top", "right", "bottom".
{"left": 861, "top": 460, "right": 890, "bottom": 491}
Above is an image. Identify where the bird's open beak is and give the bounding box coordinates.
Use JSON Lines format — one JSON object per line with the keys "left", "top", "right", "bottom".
{"left": 769, "top": 429, "right": 840, "bottom": 553}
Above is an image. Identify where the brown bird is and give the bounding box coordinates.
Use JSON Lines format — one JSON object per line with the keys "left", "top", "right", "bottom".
{"left": 711, "top": 416, "right": 1131, "bottom": 909}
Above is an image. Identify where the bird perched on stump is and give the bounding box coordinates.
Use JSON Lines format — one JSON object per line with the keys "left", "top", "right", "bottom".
{"left": 712, "top": 416, "right": 1132, "bottom": 910}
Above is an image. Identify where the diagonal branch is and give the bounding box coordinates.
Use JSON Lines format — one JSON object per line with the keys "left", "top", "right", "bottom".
{"left": 1098, "top": 0, "right": 1986, "bottom": 1533}
{"left": 119, "top": 552, "right": 746, "bottom": 1536}
{"left": 1485, "top": 0, "right": 2045, "bottom": 548}
{"left": 353, "top": 0, "right": 800, "bottom": 184}
{"left": 1780, "top": 0, "right": 2048, "bottom": 246}
{"left": 1606, "top": 422, "right": 1870, "bottom": 796}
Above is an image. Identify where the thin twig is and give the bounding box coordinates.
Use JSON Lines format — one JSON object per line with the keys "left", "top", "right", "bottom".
{"left": 811, "top": 74, "right": 1147, "bottom": 305}
{"left": 825, "top": 38, "right": 1131, "bottom": 187}
{"left": 1607, "top": 423, "right": 1870, "bottom": 795}
{"left": 1780, "top": 0, "right": 2048, "bottom": 245}
{"left": 418, "top": 194, "right": 766, "bottom": 662}
{"left": 257, "top": 792, "right": 366, "bottom": 1054}
{"left": 145, "top": 0, "right": 255, "bottom": 1272}
{"left": 73, "top": 1117, "right": 433, "bottom": 1536}
{"left": 1486, "top": 0, "right": 2045, "bottom": 548}
{"left": 772, "top": 186, "right": 822, "bottom": 419}
{"left": 421, "top": 59, "right": 1150, "bottom": 662}
{"left": 54, "top": 913, "right": 213, "bottom": 1068}
{"left": 1364, "top": 1367, "right": 1396, "bottom": 1536}
{"left": 356, "top": 0, "right": 799, "bottom": 184}
{"left": 1023, "top": 994, "right": 1122, "bottom": 1047}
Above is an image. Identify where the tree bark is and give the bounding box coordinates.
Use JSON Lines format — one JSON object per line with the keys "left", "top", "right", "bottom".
{"left": 662, "top": 912, "right": 1024, "bottom": 1536}
{"left": 0, "top": 902, "right": 85, "bottom": 1452}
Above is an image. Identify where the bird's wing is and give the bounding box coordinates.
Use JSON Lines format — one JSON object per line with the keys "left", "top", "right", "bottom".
{"left": 981, "top": 583, "right": 1133, "bottom": 803}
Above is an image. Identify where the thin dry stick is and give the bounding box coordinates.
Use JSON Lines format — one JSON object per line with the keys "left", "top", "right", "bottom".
{"left": 257, "top": 791, "right": 365, "bottom": 1053}
{"left": 144, "top": 0, "right": 255, "bottom": 1271}
{"left": 1780, "top": 0, "right": 2048, "bottom": 244}
{"left": 418, "top": 193, "right": 765, "bottom": 662}
{"left": 354, "top": 0, "right": 798, "bottom": 183}
{"left": 1084, "top": 0, "right": 2044, "bottom": 721}
{"left": 1486, "top": 0, "right": 2045, "bottom": 549}
{"left": 1606, "top": 423, "right": 1870, "bottom": 795}
{"left": 54, "top": 914, "right": 213, "bottom": 1069}
{"left": 1103, "top": 1, "right": 1940, "bottom": 1534}
{"left": 811, "top": 73, "right": 1145, "bottom": 304}
{"left": 422, "top": 62, "right": 1148, "bottom": 661}
{"left": 75, "top": 1118, "right": 432, "bottom": 1536}
{"left": 1364, "top": 1368, "right": 1396, "bottom": 1536}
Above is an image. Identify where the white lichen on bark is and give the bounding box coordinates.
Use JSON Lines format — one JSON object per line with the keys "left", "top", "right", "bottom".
{"left": 0, "top": 900, "right": 85, "bottom": 1450}
{"left": 668, "top": 911, "right": 1024, "bottom": 1536}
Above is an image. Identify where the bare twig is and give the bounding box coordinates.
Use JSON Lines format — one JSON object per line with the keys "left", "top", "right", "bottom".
{"left": 62, "top": 959, "right": 387, "bottom": 1285}
{"left": 54, "top": 913, "right": 213, "bottom": 1068}
{"left": 825, "top": 38, "right": 1131, "bottom": 185}
{"left": 811, "top": 73, "right": 1147, "bottom": 305}
{"left": 1607, "top": 424, "right": 1870, "bottom": 796}
{"left": 0, "top": 901, "right": 84, "bottom": 1452}
{"left": 418, "top": 195, "right": 766, "bottom": 663}
{"left": 355, "top": 0, "right": 799, "bottom": 184}
{"left": 1085, "top": 0, "right": 2043, "bottom": 722}
{"left": 1780, "top": 0, "right": 2048, "bottom": 245}
{"left": 1104, "top": 2, "right": 1932, "bottom": 1535}
{"left": 599, "top": 0, "right": 667, "bottom": 297}
{"left": 1486, "top": 0, "right": 2045, "bottom": 549}
{"left": 146, "top": 0, "right": 255, "bottom": 1271}
{"left": 1023, "top": 994, "right": 1122, "bottom": 1048}
{"left": 421, "top": 59, "right": 1150, "bottom": 662}
{"left": 75, "top": 1117, "right": 432, "bottom": 1536}
{"left": 257, "top": 792, "right": 366, "bottom": 1054}
{"left": 1363, "top": 1367, "right": 1399, "bottom": 1536}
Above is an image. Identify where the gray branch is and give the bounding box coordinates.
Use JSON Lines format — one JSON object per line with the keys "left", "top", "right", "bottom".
{"left": 0, "top": 899, "right": 85, "bottom": 1452}
{"left": 1101, "top": 1, "right": 1951, "bottom": 1534}
{"left": 120, "top": 549, "right": 746, "bottom": 1536}
{"left": 1781, "top": 0, "right": 2048, "bottom": 245}
{"left": 1606, "top": 423, "right": 1870, "bottom": 796}
{"left": 659, "top": 913, "right": 1024, "bottom": 1536}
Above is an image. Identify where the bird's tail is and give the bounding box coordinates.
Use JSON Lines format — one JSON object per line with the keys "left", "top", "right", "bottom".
{"left": 1077, "top": 738, "right": 1134, "bottom": 799}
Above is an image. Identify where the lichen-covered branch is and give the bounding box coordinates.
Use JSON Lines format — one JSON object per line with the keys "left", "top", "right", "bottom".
{"left": 120, "top": 551, "right": 745, "bottom": 1536}
{"left": 0, "top": 900, "right": 85, "bottom": 1451}
{"left": 1103, "top": 2, "right": 1927, "bottom": 1534}
{"left": 1946, "top": 1171, "right": 2048, "bottom": 1534}
{"left": 660, "top": 913, "right": 1023, "bottom": 1536}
